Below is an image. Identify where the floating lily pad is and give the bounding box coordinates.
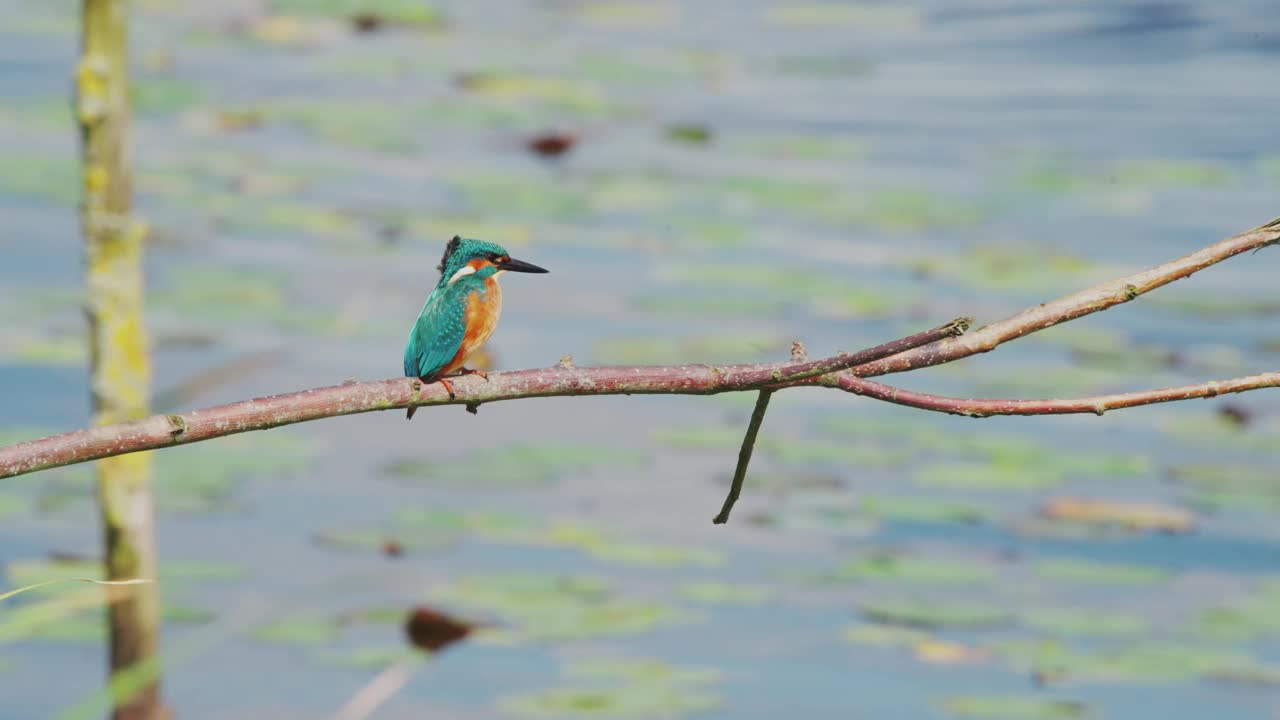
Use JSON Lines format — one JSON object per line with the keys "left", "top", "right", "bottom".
{"left": 766, "top": 4, "right": 921, "bottom": 29}
{"left": 730, "top": 133, "right": 865, "bottom": 160}
{"left": 629, "top": 291, "right": 787, "bottom": 318}
{"left": 540, "top": 523, "right": 724, "bottom": 568}
{"left": 578, "top": 2, "right": 679, "bottom": 28}
{"left": 664, "top": 124, "right": 711, "bottom": 145}
{"left": 569, "top": 659, "right": 719, "bottom": 686}
{"left": 385, "top": 444, "right": 644, "bottom": 486}
{"left": 827, "top": 553, "right": 994, "bottom": 585}
{"left": 1021, "top": 609, "right": 1149, "bottom": 637}
{"left": 251, "top": 617, "right": 338, "bottom": 646}
{"left": 311, "top": 645, "right": 424, "bottom": 669}
{"left": 502, "top": 657, "right": 719, "bottom": 719}
{"left": 1106, "top": 159, "right": 1232, "bottom": 188}
{"left": 273, "top": 103, "right": 426, "bottom": 153}
{"left": 914, "top": 438, "right": 1149, "bottom": 490}
{"left": 312, "top": 527, "right": 454, "bottom": 554}
{"left": 764, "top": 438, "right": 906, "bottom": 468}
{"left": 859, "top": 496, "right": 989, "bottom": 525}
{"left": 0, "top": 493, "right": 25, "bottom": 519}
{"left": 650, "top": 425, "right": 747, "bottom": 450}
{"left": 860, "top": 599, "right": 1012, "bottom": 630}
{"left": 152, "top": 265, "right": 333, "bottom": 334}
{"left": 131, "top": 76, "right": 204, "bottom": 116}
{"left": 270, "top": 0, "right": 443, "bottom": 25}
{"left": 431, "top": 573, "right": 687, "bottom": 641}
{"left": 1032, "top": 559, "right": 1168, "bottom": 586}
{"left": 846, "top": 189, "right": 987, "bottom": 232}
{"left": 1160, "top": 414, "right": 1276, "bottom": 451}
{"left": 1014, "top": 155, "right": 1232, "bottom": 193}
{"left": 914, "top": 462, "right": 1060, "bottom": 490}
{"left": 942, "top": 695, "right": 1092, "bottom": 719}
{"left": 1197, "top": 582, "right": 1280, "bottom": 640}
{"left": 592, "top": 333, "right": 788, "bottom": 365}
{"left": 843, "top": 623, "right": 931, "bottom": 648}
{"left": 0, "top": 155, "right": 78, "bottom": 205}
{"left": 908, "top": 243, "right": 1098, "bottom": 294}
{"left": 457, "top": 73, "right": 607, "bottom": 113}
{"left": 993, "top": 638, "right": 1263, "bottom": 683}
{"left": 678, "top": 582, "right": 771, "bottom": 605}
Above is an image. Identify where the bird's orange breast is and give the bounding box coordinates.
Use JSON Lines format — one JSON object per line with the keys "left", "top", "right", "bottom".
{"left": 442, "top": 277, "right": 502, "bottom": 375}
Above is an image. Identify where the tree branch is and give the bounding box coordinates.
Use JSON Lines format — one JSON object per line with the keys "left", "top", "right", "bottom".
{"left": 829, "top": 372, "right": 1280, "bottom": 417}
{"left": 0, "top": 319, "right": 969, "bottom": 480}
{"left": 847, "top": 217, "right": 1280, "bottom": 378}
{"left": 0, "top": 218, "right": 1276, "bottom": 483}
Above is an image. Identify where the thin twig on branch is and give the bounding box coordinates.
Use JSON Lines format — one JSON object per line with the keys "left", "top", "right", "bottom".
{"left": 0, "top": 218, "right": 1276, "bottom": 494}
{"left": 714, "top": 390, "right": 773, "bottom": 525}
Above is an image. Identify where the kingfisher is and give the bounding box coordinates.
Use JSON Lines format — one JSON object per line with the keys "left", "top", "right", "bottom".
{"left": 403, "top": 236, "right": 548, "bottom": 419}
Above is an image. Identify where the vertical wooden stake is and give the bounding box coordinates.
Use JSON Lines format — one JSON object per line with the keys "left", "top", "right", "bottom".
{"left": 78, "top": 1, "right": 163, "bottom": 718}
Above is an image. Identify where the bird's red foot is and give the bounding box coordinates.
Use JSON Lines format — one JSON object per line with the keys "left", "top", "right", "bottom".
{"left": 437, "top": 377, "right": 456, "bottom": 400}
{"left": 456, "top": 367, "right": 489, "bottom": 381}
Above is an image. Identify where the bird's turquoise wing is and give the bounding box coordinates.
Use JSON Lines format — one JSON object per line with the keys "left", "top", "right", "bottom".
{"left": 403, "top": 285, "right": 467, "bottom": 380}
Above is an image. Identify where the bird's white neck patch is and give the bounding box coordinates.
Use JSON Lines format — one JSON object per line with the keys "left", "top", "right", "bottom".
{"left": 447, "top": 265, "right": 477, "bottom": 285}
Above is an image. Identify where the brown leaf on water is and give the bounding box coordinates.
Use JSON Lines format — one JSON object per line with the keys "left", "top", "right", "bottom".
{"left": 404, "top": 606, "right": 476, "bottom": 653}
{"left": 527, "top": 132, "right": 577, "bottom": 158}
{"left": 351, "top": 13, "right": 384, "bottom": 32}
{"left": 1039, "top": 497, "right": 1196, "bottom": 534}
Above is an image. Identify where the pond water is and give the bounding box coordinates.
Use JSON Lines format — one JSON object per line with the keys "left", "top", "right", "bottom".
{"left": 1, "top": 0, "right": 1279, "bottom": 718}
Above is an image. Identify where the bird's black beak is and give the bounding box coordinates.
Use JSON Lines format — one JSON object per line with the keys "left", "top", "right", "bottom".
{"left": 496, "top": 256, "right": 549, "bottom": 274}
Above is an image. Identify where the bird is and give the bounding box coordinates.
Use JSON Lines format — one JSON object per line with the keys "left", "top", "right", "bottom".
{"left": 403, "top": 236, "right": 548, "bottom": 419}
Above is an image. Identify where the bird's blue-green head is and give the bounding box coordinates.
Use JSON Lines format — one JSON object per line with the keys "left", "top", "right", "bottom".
{"left": 436, "top": 235, "right": 549, "bottom": 287}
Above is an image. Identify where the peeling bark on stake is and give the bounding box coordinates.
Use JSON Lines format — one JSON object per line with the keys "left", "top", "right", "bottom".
{"left": 78, "top": 0, "right": 163, "bottom": 717}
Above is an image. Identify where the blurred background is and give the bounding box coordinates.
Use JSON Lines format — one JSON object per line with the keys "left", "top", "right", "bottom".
{"left": 2, "top": 0, "right": 1279, "bottom": 718}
